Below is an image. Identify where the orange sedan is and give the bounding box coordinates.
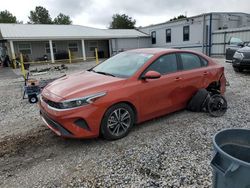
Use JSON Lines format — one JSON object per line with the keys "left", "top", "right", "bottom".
{"left": 39, "top": 48, "right": 226, "bottom": 140}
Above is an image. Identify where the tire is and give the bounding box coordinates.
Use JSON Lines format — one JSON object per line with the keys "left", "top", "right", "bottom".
{"left": 101, "top": 103, "right": 135, "bottom": 140}
{"left": 187, "top": 89, "right": 209, "bottom": 112}
{"left": 207, "top": 94, "right": 227, "bottom": 117}
{"left": 28, "top": 94, "right": 38, "bottom": 103}
{"left": 233, "top": 67, "right": 243, "bottom": 72}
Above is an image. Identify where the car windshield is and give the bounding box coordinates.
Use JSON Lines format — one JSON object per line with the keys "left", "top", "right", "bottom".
{"left": 91, "top": 52, "right": 153, "bottom": 78}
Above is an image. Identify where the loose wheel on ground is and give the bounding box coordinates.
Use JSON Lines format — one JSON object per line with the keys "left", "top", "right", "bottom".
{"left": 207, "top": 94, "right": 227, "bottom": 117}
{"left": 187, "top": 89, "right": 209, "bottom": 112}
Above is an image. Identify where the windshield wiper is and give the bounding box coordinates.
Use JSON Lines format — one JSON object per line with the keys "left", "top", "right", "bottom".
{"left": 92, "top": 70, "right": 116, "bottom": 77}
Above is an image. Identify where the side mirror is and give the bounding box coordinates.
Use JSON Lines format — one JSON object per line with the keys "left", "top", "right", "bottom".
{"left": 142, "top": 71, "right": 161, "bottom": 80}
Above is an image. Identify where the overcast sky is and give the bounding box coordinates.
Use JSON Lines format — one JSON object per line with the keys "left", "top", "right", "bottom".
{"left": 2, "top": 0, "right": 250, "bottom": 28}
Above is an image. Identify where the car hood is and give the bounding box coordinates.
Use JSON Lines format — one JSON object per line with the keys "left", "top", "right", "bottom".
{"left": 237, "top": 46, "right": 250, "bottom": 53}
{"left": 43, "top": 71, "right": 126, "bottom": 101}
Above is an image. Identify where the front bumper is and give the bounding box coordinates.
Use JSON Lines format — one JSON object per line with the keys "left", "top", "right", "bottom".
{"left": 232, "top": 58, "right": 250, "bottom": 69}
{"left": 39, "top": 97, "right": 106, "bottom": 139}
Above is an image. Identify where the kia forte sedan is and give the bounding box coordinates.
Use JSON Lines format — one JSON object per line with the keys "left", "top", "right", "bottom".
{"left": 39, "top": 48, "right": 226, "bottom": 140}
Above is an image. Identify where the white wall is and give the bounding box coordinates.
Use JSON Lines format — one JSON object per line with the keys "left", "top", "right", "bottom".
{"left": 110, "top": 37, "right": 150, "bottom": 54}
{"left": 139, "top": 13, "right": 250, "bottom": 56}
{"left": 140, "top": 16, "right": 205, "bottom": 50}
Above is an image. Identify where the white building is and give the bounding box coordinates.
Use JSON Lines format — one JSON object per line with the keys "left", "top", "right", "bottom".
{"left": 0, "top": 24, "right": 149, "bottom": 62}
{"left": 0, "top": 12, "right": 250, "bottom": 62}
{"left": 139, "top": 12, "right": 250, "bottom": 56}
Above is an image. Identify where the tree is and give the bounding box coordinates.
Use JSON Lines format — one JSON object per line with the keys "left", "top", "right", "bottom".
{"left": 170, "top": 15, "right": 187, "bottom": 21}
{"left": 28, "top": 6, "right": 52, "bottom": 24}
{"left": 0, "top": 10, "right": 17, "bottom": 23}
{"left": 53, "top": 13, "right": 72, "bottom": 25}
{"left": 109, "top": 14, "right": 136, "bottom": 29}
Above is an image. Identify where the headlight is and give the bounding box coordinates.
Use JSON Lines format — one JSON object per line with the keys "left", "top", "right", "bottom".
{"left": 59, "top": 92, "right": 106, "bottom": 109}
{"left": 233, "top": 52, "right": 244, "bottom": 60}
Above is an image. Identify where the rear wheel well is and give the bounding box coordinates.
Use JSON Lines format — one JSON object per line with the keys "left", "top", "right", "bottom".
{"left": 206, "top": 81, "right": 221, "bottom": 93}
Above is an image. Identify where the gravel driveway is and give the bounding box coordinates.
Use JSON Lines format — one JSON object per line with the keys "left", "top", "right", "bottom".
{"left": 0, "top": 59, "right": 249, "bottom": 187}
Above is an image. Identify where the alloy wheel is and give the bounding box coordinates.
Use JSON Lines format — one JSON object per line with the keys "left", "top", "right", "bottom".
{"left": 107, "top": 108, "right": 131, "bottom": 136}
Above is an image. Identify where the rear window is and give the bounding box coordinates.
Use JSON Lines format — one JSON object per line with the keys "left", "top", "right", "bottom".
{"left": 180, "top": 53, "right": 202, "bottom": 70}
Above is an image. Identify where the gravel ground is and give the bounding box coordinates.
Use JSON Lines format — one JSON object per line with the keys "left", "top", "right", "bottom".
{"left": 0, "top": 59, "right": 249, "bottom": 188}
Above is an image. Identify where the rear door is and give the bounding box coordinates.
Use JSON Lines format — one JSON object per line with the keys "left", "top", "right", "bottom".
{"left": 176, "top": 52, "right": 208, "bottom": 106}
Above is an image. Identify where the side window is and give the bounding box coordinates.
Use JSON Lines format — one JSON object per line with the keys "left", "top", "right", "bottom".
{"left": 145, "top": 54, "right": 178, "bottom": 75}
{"left": 229, "top": 37, "right": 243, "bottom": 45}
{"left": 180, "top": 53, "right": 202, "bottom": 70}
{"left": 151, "top": 31, "right": 156, "bottom": 44}
{"left": 200, "top": 57, "right": 208, "bottom": 67}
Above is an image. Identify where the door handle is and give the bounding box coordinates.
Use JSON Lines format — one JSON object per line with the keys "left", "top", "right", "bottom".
{"left": 175, "top": 77, "right": 182, "bottom": 81}
{"left": 203, "top": 71, "right": 208, "bottom": 76}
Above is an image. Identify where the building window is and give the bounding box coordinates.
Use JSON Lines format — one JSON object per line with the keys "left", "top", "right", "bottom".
{"left": 45, "top": 42, "right": 56, "bottom": 53}
{"left": 68, "top": 42, "right": 78, "bottom": 52}
{"left": 166, "top": 29, "right": 171, "bottom": 43}
{"left": 18, "top": 43, "right": 31, "bottom": 54}
{"left": 151, "top": 31, "right": 156, "bottom": 44}
{"left": 89, "top": 41, "right": 98, "bottom": 51}
{"left": 183, "top": 26, "right": 190, "bottom": 41}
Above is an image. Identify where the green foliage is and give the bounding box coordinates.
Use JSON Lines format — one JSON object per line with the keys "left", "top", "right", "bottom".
{"left": 170, "top": 15, "right": 187, "bottom": 21}
{"left": 28, "top": 6, "right": 52, "bottom": 24}
{"left": 0, "top": 10, "right": 17, "bottom": 23}
{"left": 109, "top": 14, "right": 136, "bottom": 29}
{"left": 53, "top": 13, "right": 72, "bottom": 25}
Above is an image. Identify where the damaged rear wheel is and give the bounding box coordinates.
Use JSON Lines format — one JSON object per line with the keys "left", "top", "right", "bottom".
{"left": 207, "top": 94, "right": 227, "bottom": 117}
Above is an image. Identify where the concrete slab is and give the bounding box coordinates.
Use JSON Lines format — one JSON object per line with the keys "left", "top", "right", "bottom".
{"left": 0, "top": 67, "right": 20, "bottom": 79}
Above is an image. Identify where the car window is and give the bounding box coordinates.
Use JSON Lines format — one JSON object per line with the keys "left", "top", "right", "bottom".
{"left": 229, "top": 37, "right": 243, "bottom": 45}
{"left": 145, "top": 54, "right": 178, "bottom": 75}
{"left": 180, "top": 53, "right": 202, "bottom": 70}
{"left": 200, "top": 57, "right": 208, "bottom": 67}
{"left": 92, "top": 52, "right": 153, "bottom": 78}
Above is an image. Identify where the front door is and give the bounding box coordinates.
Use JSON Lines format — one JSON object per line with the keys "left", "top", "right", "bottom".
{"left": 138, "top": 53, "right": 183, "bottom": 120}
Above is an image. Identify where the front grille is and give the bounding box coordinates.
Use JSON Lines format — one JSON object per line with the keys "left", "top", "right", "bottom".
{"left": 243, "top": 52, "right": 250, "bottom": 59}
{"left": 40, "top": 110, "right": 73, "bottom": 136}
{"left": 42, "top": 96, "right": 61, "bottom": 109}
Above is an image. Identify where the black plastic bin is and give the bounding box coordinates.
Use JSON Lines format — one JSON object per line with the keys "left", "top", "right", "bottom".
{"left": 211, "top": 128, "right": 250, "bottom": 188}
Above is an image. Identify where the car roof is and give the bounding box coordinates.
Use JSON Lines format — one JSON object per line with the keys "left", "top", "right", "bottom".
{"left": 127, "top": 48, "right": 210, "bottom": 59}
{"left": 128, "top": 48, "right": 182, "bottom": 55}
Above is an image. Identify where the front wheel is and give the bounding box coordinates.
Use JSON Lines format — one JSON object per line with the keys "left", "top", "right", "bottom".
{"left": 101, "top": 103, "right": 135, "bottom": 140}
